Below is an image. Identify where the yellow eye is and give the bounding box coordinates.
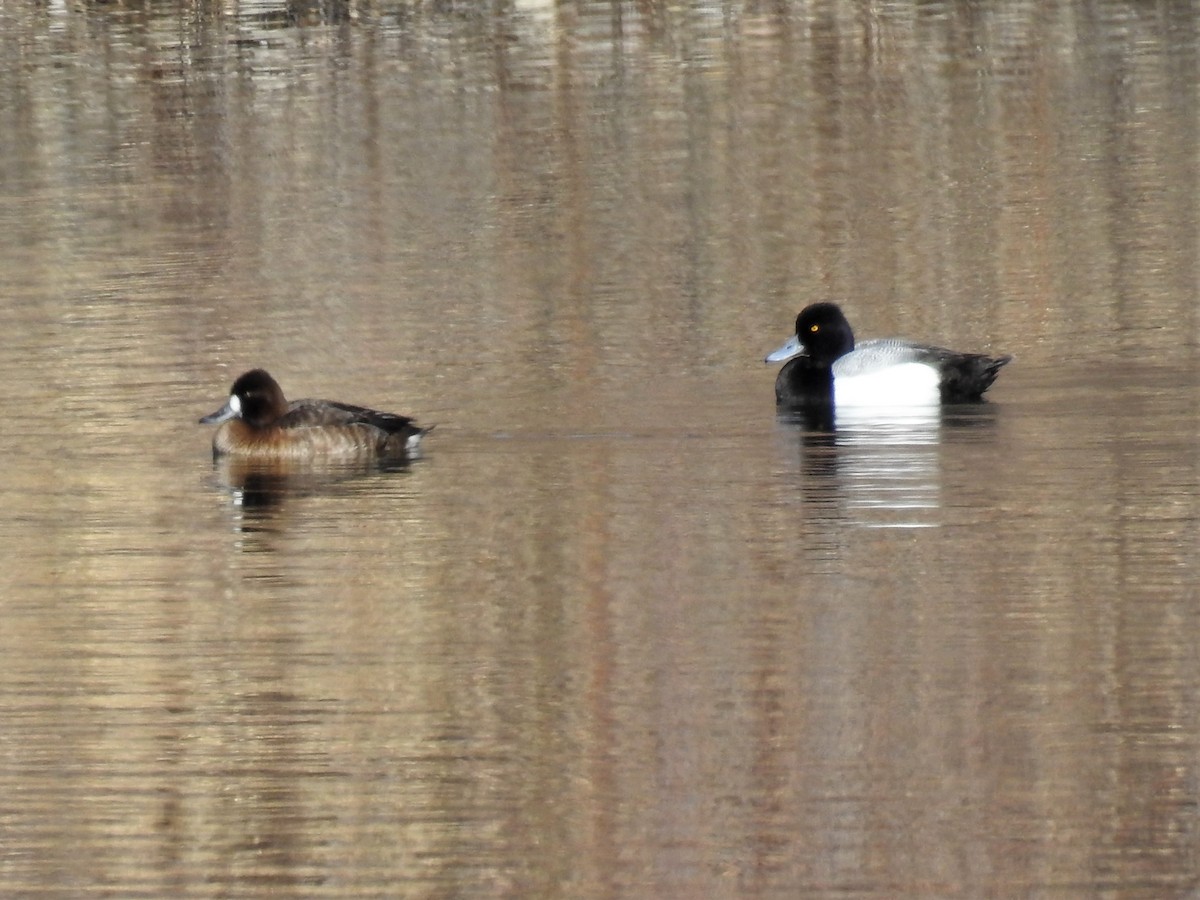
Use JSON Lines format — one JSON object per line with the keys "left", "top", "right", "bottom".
{"left": 810, "top": 324, "right": 820, "bottom": 333}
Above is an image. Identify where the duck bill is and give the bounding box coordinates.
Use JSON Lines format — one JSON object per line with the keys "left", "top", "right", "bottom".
{"left": 199, "top": 396, "right": 240, "bottom": 425}
{"left": 764, "top": 335, "right": 803, "bottom": 364}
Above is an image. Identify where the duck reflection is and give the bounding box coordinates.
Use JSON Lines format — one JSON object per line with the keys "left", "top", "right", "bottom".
{"left": 207, "top": 455, "right": 417, "bottom": 530}
{"left": 780, "top": 404, "right": 997, "bottom": 530}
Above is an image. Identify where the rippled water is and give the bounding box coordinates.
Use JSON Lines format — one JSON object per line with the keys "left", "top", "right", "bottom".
{"left": 1, "top": 1, "right": 1198, "bottom": 896}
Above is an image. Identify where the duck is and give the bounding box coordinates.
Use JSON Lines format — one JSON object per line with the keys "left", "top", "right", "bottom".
{"left": 199, "top": 369, "right": 430, "bottom": 460}
{"left": 765, "top": 302, "right": 1011, "bottom": 409}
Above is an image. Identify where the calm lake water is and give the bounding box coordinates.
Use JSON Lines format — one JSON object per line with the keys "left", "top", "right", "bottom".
{"left": 1, "top": 1, "right": 1198, "bottom": 896}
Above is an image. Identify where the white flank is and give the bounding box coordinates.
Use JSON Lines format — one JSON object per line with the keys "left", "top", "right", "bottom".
{"left": 833, "top": 362, "right": 940, "bottom": 408}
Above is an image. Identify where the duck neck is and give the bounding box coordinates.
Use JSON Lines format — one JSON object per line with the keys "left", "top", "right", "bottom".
{"left": 790, "top": 357, "right": 834, "bottom": 393}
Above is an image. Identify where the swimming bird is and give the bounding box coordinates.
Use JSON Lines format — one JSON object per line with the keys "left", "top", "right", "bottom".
{"left": 765, "top": 302, "right": 1011, "bottom": 409}
{"left": 199, "top": 369, "right": 430, "bottom": 460}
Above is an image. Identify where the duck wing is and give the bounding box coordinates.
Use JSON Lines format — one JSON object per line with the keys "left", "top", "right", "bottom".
{"left": 832, "top": 339, "right": 930, "bottom": 377}
{"left": 834, "top": 339, "right": 1010, "bottom": 401}
{"left": 279, "top": 399, "right": 419, "bottom": 434}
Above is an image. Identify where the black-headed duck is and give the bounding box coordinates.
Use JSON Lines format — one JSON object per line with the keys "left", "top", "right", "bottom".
{"left": 765, "top": 303, "right": 1011, "bottom": 409}
{"left": 200, "top": 369, "right": 430, "bottom": 461}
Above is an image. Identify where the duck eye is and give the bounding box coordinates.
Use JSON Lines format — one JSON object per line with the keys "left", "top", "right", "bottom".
{"left": 810, "top": 324, "right": 820, "bottom": 333}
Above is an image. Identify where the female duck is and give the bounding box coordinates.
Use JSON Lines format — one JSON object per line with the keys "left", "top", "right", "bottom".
{"left": 199, "top": 369, "right": 430, "bottom": 460}
{"left": 765, "top": 303, "right": 1011, "bottom": 409}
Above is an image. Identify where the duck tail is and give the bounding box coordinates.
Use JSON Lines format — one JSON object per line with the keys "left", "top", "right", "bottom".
{"left": 944, "top": 354, "right": 1012, "bottom": 402}
{"left": 981, "top": 355, "right": 1012, "bottom": 389}
{"left": 972, "top": 354, "right": 1012, "bottom": 399}
{"left": 406, "top": 424, "right": 435, "bottom": 456}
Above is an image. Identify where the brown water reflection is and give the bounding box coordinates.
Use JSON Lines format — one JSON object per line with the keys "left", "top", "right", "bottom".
{"left": 1, "top": 0, "right": 1198, "bottom": 897}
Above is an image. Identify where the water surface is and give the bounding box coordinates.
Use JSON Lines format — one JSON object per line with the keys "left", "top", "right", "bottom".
{"left": 0, "top": 1, "right": 1197, "bottom": 896}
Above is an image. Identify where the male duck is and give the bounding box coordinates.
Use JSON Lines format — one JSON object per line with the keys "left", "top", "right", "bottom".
{"left": 765, "top": 303, "right": 1011, "bottom": 409}
{"left": 200, "top": 369, "right": 430, "bottom": 460}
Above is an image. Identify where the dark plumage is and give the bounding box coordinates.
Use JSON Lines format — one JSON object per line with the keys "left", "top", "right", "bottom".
{"left": 765, "top": 302, "right": 1011, "bottom": 408}
{"left": 199, "top": 369, "right": 430, "bottom": 460}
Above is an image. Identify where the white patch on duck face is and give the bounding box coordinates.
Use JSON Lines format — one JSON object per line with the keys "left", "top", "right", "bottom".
{"left": 832, "top": 362, "right": 940, "bottom": 407}
{"left": 228, "top": 394, "right": 242, "bottom": 416}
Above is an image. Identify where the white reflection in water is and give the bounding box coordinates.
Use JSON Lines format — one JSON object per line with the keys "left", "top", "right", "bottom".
{"left": 779, "top": 404, "right": 1001, "bottom": 532}
{"left": 833, "top": 406, "right": 941, "bottom": 529}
